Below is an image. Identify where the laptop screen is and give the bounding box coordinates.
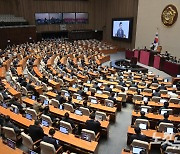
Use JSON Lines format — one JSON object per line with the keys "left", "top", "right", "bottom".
{"left": 110, "top": 85, "right": 114, "bottom": 89}
{"left": 59, "top": 104, "right": 63, "bottom": 110}
{"left": 177, "top": 75, "right": 180, "bottom": 77}
{"left": 31, "top": 95, "right": 36, "bottom": 100}
{"left": 7, "top": 138, "right": 16, "bottom": 149}
{"left": 65, "top": 93, "right": 70, "bottom": 97}
{"left": 75, "top": 110, "right": 82, "bottom": 116}
{"left": 59, "top": 126, "right": 68, "bottom": 134}
{"left": 84, "top": 87, "right": 88, "bottom": 92}
{"left": 95, "top": 114, "right": 103, "bottom": 121}
{"left": 139, "top": 123, "right": 147, "bottom": 130}
{"left": 107, "top": 102, "right": 113, "bottom": 107}
{"left": 77, "top": 96, "right": 82, "bottom": 100}
{"left": 43, "top": 100, "right": 49, "bottom": 106}
{"left": 81, "top": 132, "right": 91, "bottom": 142}
{"left": 13, "top": 107, "right": 19, "bottom": 114}
{"left": 26, "top": 113, "right": 32, "bottom": 120}
{"left": 98, "top": 83, "right": 102, "bottom": 87}
{"left": 29, "top": 150, "right": 38, "bottom": 154}
{"left": 143, "top": 97, "right": 148, "bottom": 102}
{"left": 91, "top": 99, "right": 97, "bottom": 104}
{"left": 166, "top": 127, "right": 174, "bottom": 134}
{"left": 132, "top": 147, "right": 144, "bottom": 154}
{"left": 2, "top": 102, "right": 7, "bottom": 108}
{"left": 141, "top": 108, "right": 148, "bottom": 113}
{"left": 173, "top": 85, "right": 176, "bottom": 88}
{"left": 72, "top": 84, "right": 76, "bottom": 88}
{"left": 42, "top": 120, "right": 49, "bottom": 127}
{"left": 164, "top": 79, "right": 168, "bottom": 82}
{"left": 87, "top": 80, "right": 91, "bottom": 84}
{"left": 161, "top": 110, "right": 167, "bottom": 115}
{"left": 97, "top": 90, "right": 102, "bottom": 94}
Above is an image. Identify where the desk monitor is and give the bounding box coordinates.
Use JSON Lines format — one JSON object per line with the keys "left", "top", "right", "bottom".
{"left": 97, "top": 90, "right": 102, "bottom": 94}
{"left": 87, "top": 80, "right": 91, "bottom": 84}
{"left": 59, "top": 126, "right": 68, "bottom": 134}
{"left": 141, "top": 108, "right": 148, "bottom": 113}
{"left": 98, "top": 83, "right": 102, "bottom": 87}
{"left": 75, "top": 109, "right": 82, "bottom": 116}
{"left": 173, "top": 85, "right": 176, "bottom": 88}
{"left": 26, "top": 113, "right": 32, "bottom": 120}
{"left": 164, "top": 79, "right": 168, "bottom": 82}
{"left": 91, "top": 99, "right": 97, "bottom": 104}
{"left": 13, "top": 107, "right": 19, "bottom": 114}
{"left": 43, "top": 100, "right": 49, "bottom": 106}
{"left": 124, "top": 87, "right": 128, "bottom": 91}
{"left": 42, "top": 120, "right": 49, "bottom": 127}
{"left": 77, "top": 96, "right": 82, "bottom": 100}
{"left": 31, "top": 95, "right": 36, "bottom": 100}
{"left": 72, "top": 84, "right": 76, "bottom": 88}
{"left": 7, "top": 138, "right": 16, "bottom": 149}
{"left": 139, "top": 123, "right": 147, "bottom": 130}
{"left": 128, "top": 70, "right": 131, "bottom": 73}
{"left": 107, "top": 102, "right": 113, "bottom": 107}
{"left": 2, "top": 102, "right": 8, "bottom": 108}
{"left": 143, "top": 97, "right": 148, "bottom": 102}
{"left": 177, "top": 75, "right": 180, "bottom": 77}
{"left": 161, "top": 110, "right": 167, "bottom": 115}
{"left": 110, "top": 85, "right": 114, "bottom": 89}
{"left": 81, "top": 132, "right": 91, "bottom": 142}
{"left": 65, "top": 93, "right": 70, "bottom": 97}
{"left": 59, "top": 104, "right": 63, "bottom": 110}
{"left": 132, "top": 147, "right": 145, "bottom": 154}
{"left": 29, "top": 150, "right": 38, "bottom": 154}
{"left": 153, "top": 90, "right": 155, "bottom": 93}
{"left": 100, "top": 76, "right": 103, "bottom": 80}
{"left": 95, "top": 114, "right": 103, "bottom": 121}
{"left": 84, "top": 87, "right": 88, "bottom": 92}
{"left": 166, "top": 127, "right": 174, "bottom": 134}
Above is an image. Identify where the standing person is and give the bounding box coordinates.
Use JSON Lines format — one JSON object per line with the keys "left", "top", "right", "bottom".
{"left": 116, "top": 22, "right": 125, "bottom": 38}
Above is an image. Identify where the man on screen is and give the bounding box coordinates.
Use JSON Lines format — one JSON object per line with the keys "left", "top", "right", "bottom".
{"left": 116, "top": 22, "right": 125, "bottom": 38}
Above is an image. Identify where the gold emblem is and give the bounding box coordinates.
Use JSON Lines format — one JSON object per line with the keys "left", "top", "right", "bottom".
{"left": 161, "top": 4, "right": 178, "bottom": 27}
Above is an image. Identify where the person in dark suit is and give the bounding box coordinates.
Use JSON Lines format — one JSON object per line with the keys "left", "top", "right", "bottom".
{"left": 77, "top": 86, "right": 86, "bottom": 97}
{"left": 152, "top": 77, "right": 159, "bottom": 83}
{"left": 29, "top": 120, "right": 44, "bottom": 142}
{"left": 85, "top": 113, "right": 101, "bottom": 134}
{"left": 43, "top": 128, "right": 60, "bottom": 150}
{"left": 41, "top": 75, "right": 48, "bottom": 84}
{"left": 130, "top": 127, "right": 148, "bottom": 144}
{"left": 152, "top": 89, "right": 160, "bottom": 97}
{"left": 56, "top": 91, "right": 66, "bottom": 104}
{"left": 159, "top": 83, "right": 167, "bottom": 90}
{"left": 104, "top": 84, "right": 112, "bottom": 93}
{"left": 93, "top": 82, "right": 100, "bottom": 90}
{"left": 4, "top": 115, "right": 21, "bottom": 135}
{"left": 116, "top": 22, "right": 125, "bottom": 38}
{"left": 157, "top": 113, "right": 172, "bottom": 126}
{"left": 42, "top": 106, "right": 54, "bottom": 121}
{"left": 108, "top": 92, "right": 117, "bottom": 105}
{"left": 8, "top": 97, "right": 24, "bottom": 114}
{"left": 66, "top": 96, "right": 76, "bottom": 109}
{"left": 159, "top": 102, "right": 169, "bottom": 114}
{"left": 138, "top": 111, "right": 148, "bottom": 120}
{"left": 0, "top": 87, "right": 10, "bottom": 100}
{"left": 62, "top": 112, "right": 75, "bottom": 129}
{"left": 119, "top": 78, "right": 126, "bottom": 86}
{"left": 130, "top": 81, "right": 137, "bottom": 88}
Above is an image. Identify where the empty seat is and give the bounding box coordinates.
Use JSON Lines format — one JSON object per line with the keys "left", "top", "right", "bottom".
{"left": 63, "top": 103, "right": 74, "bottom": 112}
{"left": 41, "top": 114, "right": 53, "bottom": 126}
{"left": 133, "top": 95, "right": 143, "bottom": 103}
{"left": 95, "top": 111, "right": 106, "bottom": 121}
{"left": 134, "top": 119, "right": 150, "bottom": 129}
{"left": 26, "top": 108, "right": 38, "bottom": 120}
{"left": 60, "top": 121, "right": 73, "bottom": 134}
{"left": 165, "top": 146, "right": 180, "bottom": 154}
{"left": 81, "top": 129, "right": 96, "bottom": 141}
{"left": 50, "top": 99, "right": 59, "bottom": 108}
{"left": 158, "top": 122, "right": 174, "bottom": 132}
{"left": 169, "top": 98, "right": 180, "bottom": 104}
{"left": 79, "top": 107, "right": 90, "bottom": 116}
{"left": 104, "top": 99, "right": 114, "bottom": 107}
{"left": 152, "top": 96, "right": 161, "bottom": 103}
{"left": 40, "top": 141, "right": 62, "bottom": 154}
{"left": 131, "top": 139, "right": 150, "bottom": 153}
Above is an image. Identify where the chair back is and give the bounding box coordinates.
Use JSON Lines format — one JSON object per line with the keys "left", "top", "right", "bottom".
{"left": 79, "top": 107, "right": 90, "bottom": 116}
{"left": 40, "top": 141, "right": 56, "bottom": 154}
{"left": 134, "top": 119, "right": 150, "bottom": 129}
{"left": 131, "top": 139, "right": 150, "bottom": 152}
{"left": 133, "top": 95, "right": 143, "bottom": 102}
{"left": 160, "top": 90, "right": 168, "bottom": 95}
{"left": 21, "top": 132, "right": 34, "bottom": 150}
{"left": 0, "top": 93, "right": 4, "bottom": 102}
{"left": 158, "top": 122, "right": 174, "bottom": 132}
{"left": 129, "top": 87, "right": 137, "bottom": 92}
{"left": 41, "top": 114, "right": 53, "bottom": 126}
{"left": 161, "top": 109, "right": 173, "bottom": 115}
{"left": 26, "top": 108, "right": 37, "bottom": 120}
{"left": 95, "top": 111, "right": 106, "bottom": 121}
{"left": 63, "top": 103, "right": 74, "bottom": 112}
{"left": 169, "top": 98, "right": 180, "bottom": 104}
{"left": 81, "top": 129, "right": 95, "bottom": 141}
{"left": 22, "top": 86, "right": 28, "bottom": 96}
{"left": 143, "top": 89, "right": 152, "bottom": 93}
{"left": 105, "top": 99, "right": 114, "bottom": 107}
{"left": 39, "top": 95, "right": 48, "bottom": 102}
{"left": 165, "top": 146, "right": 180, "bottom": 153}
{"left": 60, "top": 121, "right": 72, "bottom": 133}
{"left": 103, "top": 91, "right": 110, "bottom": 96}
{"left": 118, "top": 93, "right": 126, "bottom": 102}
{"left": 50, "top": 99, "right": 59, "bottom": 108}
{"left": 2, "top": 127, "right": 17, "bottom": 141}
{"left": 152, "top": 96, "right": 161, "bottom": 103}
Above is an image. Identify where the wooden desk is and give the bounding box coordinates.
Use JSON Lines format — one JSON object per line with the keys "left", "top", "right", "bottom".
{"left": 33, "top": 66, "right": 43, "bottom": 78}
{"left": 48, "top": 80, "right": 60, "bottom": 90}
{"left": 0, "top": 139, "right": 23, "bottom": 154}
{"left": 0, "top": 106, "right": 98, "bottom": 153}
{"left": 131, "top": 111, "right": 180, "bottom": 129}
{"left": 17, "top": 67, "right": 23, "bottom": 76}
{"left": 127, "top": 126, "right": 175, "bottom": 145}
{"left": 97, "top": 79, "right": 118, "bottom": 85}
{"left": 121, "top": 149, "right": 132, "bottom": 154}
{"left": 3, "top": 81, "right": 21, "bottom": 98}
{"left": 0, "top": 67, "right": 6, "bottom": 78}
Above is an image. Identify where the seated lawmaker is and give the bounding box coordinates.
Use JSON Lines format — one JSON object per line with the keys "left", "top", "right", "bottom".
{"left": 108, "top": 92, "right": 117, "bottom": 105}
{"left": 85, "top": 113, "right": 101, "bottom": 134}
{"left": 4, "top": 115, "right": 21, "bottom": 134}
{"left": 157, "top": 113, "right": 172, "bottom": 126}
{"left": 29, "top": 120, "right": 44, "bottom": 142}
{"left": 130, "top": 127, "right": 148, "bottom": 144}
{"left": 43, "top": 128, "right": 60, "bottom": 150}
{"left": 152, "top": 89, "right": 160, "bottom": 97}
{"left": 66, "top": 96, "right": 76, "bottom": 109}
{"left": 56, "top": 91, "right": 66, "bottom": 104}
{"left": 62, "top": 112, "right": 75, "bottom": 129}
{"left": 138, "top": 111, "right": 148, "bottom": 120}
{"left": 41, "top": 75, "right": 48, "bottom": 84}
{"left": 104, "top": 84, "right": 112, "bottom": 93}
{"left": 159, "top": 102, "right": 169, "bottom": 114}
